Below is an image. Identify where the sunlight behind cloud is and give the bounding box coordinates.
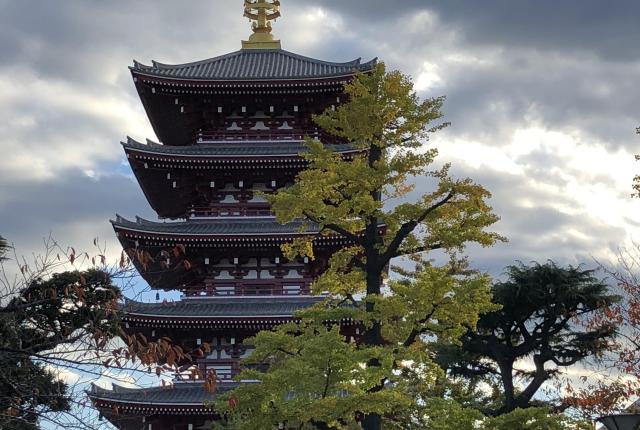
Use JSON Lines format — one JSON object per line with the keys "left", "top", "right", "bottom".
{"left": 414, "top": 61, "right": 442, "bottom": 92}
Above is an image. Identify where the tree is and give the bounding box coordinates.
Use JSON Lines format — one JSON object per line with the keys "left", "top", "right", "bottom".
{"left": 214, "top": 63, "right": 504, "bottom": 430}
{"left": 439, "top": 261, "right": 618, "bottom": 416}
{"left": 0, "top": 236, "right": 187, "bottom": 430}
{"left": 0, "top": 270, "right": 121, "bottom": 430}
{"left": 566, "top": 244, "right": 640, "bottom": 417}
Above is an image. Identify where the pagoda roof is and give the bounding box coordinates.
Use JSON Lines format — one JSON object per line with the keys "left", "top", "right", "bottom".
{"left": 112, "top": 215, "right": 319, "bottom": 237}
{"left": 89, "top": 383, "right": 231, "bottom": 412}
{"left": 123, "top": 136, "right": 356, "bottom": 158}
{"left": 122, "top": 296, "right": 324, "bottom": 319}
{"left": 132, "top": 49, "right": 377, "bottom": 82}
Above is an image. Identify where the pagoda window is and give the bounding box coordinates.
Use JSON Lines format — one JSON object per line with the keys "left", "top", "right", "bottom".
{"left": 216, "top": 270, "right": 234, "bottom": 280}
{"left": 220, "top": 194, "right": 239, "bottom": 203}
{"left": 209, "top": 181, "right": 215, "bottom": 188}
{"left": 143, "top": 162, "right": 148, "bottom": 169}
{"left": 218, "top": 106, "right": 223, "bottom": 113}
{"left": 221, "top": 183, "right": 239, "bottom": 191}
{"left": 260, "top": 258, "right": 275, "bottom": 267}
{"left": 241, "top": 106, "right": 247, "bottom": 113}
{"left": 248, "top": 194, "right": 268, "bottom": 203}
{"left": 204, "top": 258, "right": 210, "bottom": 265}
{"left": 284, "top": 270, "right": 303, "bottom": 279}
{"left": 167, "top": 173, "right": 171, "bottom": 179}
{"left": 271, "top": 180, "right": 277, "bottom": 188}
{"left": 260, "top": 270, "right": 275, "bottom": 279}
{"left": 172, "top": 181, "right": 177, "bottom": 189}
{"left": 174, "top": 98, "right": 179, "bottom": 105}
{"left": 293, "top": 105, "right": 299, "bottom": 112}
{"left": 252, "top": 110, "right": 268, "bottom": 118}
{"left": 270, "top": 105, "right": 275, "bottom": 113}
{"left": 250, "top": 121, "right": 269, "bottom": 130}
{"left": 238, "top": 180, "right": 244, "bottom": 188}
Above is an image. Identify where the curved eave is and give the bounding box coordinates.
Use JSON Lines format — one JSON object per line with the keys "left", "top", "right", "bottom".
{"left": 130, "top": 49, "right": 377, "bottom": 84}
{"left": 88, "top": 382, "right": 238, "bottom": 415}
{"left": 89, "top": 392, "right": 219, "bottom": 415}
{"left": 122, "top": 315, "right": 299, "bottom": 330}
{"left": 90, "top": 396, "right": 213, "bottom": 410}
{"left": 131, "top": 68, "right": 363, "bottom": 86}
{"left": 120, "top": 297, "right": 325, "bottom": 324}
{"left": 122, "top": 137, "right": 359, "bottom": 161}
{"left": 111, "top": 216, "right": 320, "bottom": 239}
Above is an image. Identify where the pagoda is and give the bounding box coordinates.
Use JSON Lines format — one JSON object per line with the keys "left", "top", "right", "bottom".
{"left": 89, "top": 2, "right": 375, "bottom": 429}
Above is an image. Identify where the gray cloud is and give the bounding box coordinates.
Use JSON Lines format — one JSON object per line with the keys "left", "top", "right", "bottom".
{"left": 0, "top": 0, "right": 637, "bottom": 284}
{"left": 313, "top": 0, "right": 640, "bottom": 61}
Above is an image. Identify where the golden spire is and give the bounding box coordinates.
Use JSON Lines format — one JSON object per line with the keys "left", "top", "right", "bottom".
{"left": 242, "top": 0, "right": 282, "bottom": 50}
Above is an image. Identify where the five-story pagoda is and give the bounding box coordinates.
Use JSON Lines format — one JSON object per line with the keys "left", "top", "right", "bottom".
{"left": 89, "top": 2, "right": 375, "bottom": 429}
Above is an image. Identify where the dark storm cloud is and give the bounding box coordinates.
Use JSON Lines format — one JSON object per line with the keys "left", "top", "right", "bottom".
{"left": 0, "top": 0, "right": 636, "bottom": 280}
{"left": 0, "top": 0, "right": 244, "bottom": 85}
{"left": 436, "top": 50, "right": 640, "bottom": 150}
{"left": 0, "top": 170, "right": 155, "bottom": 257}
{"left": 313, "top": 0, "right": 640, "bottom": 61}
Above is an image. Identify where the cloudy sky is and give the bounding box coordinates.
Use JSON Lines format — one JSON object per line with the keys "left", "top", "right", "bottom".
{"left": 1, "top": 0, "right": 639, "bottom": 284}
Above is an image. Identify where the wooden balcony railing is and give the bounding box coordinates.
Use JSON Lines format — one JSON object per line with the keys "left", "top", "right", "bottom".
{"left": 184, "top": 280, "right": 313, "bottom": 297}
{"left": 196, "top": 128, "right": 325, "bottom": 143}
{"left": 189, "top": 204, "right": 273, "bottom": 218}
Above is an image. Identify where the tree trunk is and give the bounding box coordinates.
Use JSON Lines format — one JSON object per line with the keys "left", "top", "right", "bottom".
{"left": 362, "top": 413, "right": 382, "bottom": 430}
{"left": 362, "top": 253, "right": 383, "bottom": 430}
{"left": 498, "top": 360, "right": 516, "bottom": 413}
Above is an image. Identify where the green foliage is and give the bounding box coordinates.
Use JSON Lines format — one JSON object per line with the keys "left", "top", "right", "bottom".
{"left": 484, "top": 408, "right": 592, "bottom": 430}
{"left": 270, "top": 63, "right": 504, "bottom": 267}
{"left": 218, "top": 63, "right": 504, "bottom": 429}
{"left": 214, "top": 258, "right": 497, "bottom": 429}
{"left": 0, "top": 269, "right": 122, "bottom": 429}
{"left": 439, "top": 261, "right": 618, "bottom": 415}
{"left": 214, "top": 322, "right": 410, "bottom": 430}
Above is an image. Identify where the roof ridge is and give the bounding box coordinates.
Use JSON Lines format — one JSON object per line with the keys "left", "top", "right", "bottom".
{"left": 133, "top": 49, "right": 371, "bottom": 71}
{"left": 114, "top": 215, "right": 302, "bottom": 226}
{"left": 130, "top": 49, "right": 376, "bottom": 81}
{"left": 134, "top": 50, "right": 245, "bottom": 71}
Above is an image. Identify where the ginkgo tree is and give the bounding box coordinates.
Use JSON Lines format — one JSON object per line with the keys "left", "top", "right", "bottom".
{"left": 213, "top": 63, "right": 505, "bottom": 430}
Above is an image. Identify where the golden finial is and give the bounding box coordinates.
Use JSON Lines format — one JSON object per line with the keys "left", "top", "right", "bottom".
{"left": 242, "top": 0, "right": 282, "bottom": 50}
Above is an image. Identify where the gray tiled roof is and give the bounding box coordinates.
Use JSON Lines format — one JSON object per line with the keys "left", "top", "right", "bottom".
{"left": 111, "top": 216, "right": 319, "bottom": 236}
{"left": 89, "top": 383, "right": 233, "bottom": 405}
{"left": 122, "top": 297, "right": 324, "bottom": 318}
{"left": 132, "top": 49, "right": 377, "bottom": 81}
{"left": 122, "top": 137, "right": 356, "bottom": 157}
